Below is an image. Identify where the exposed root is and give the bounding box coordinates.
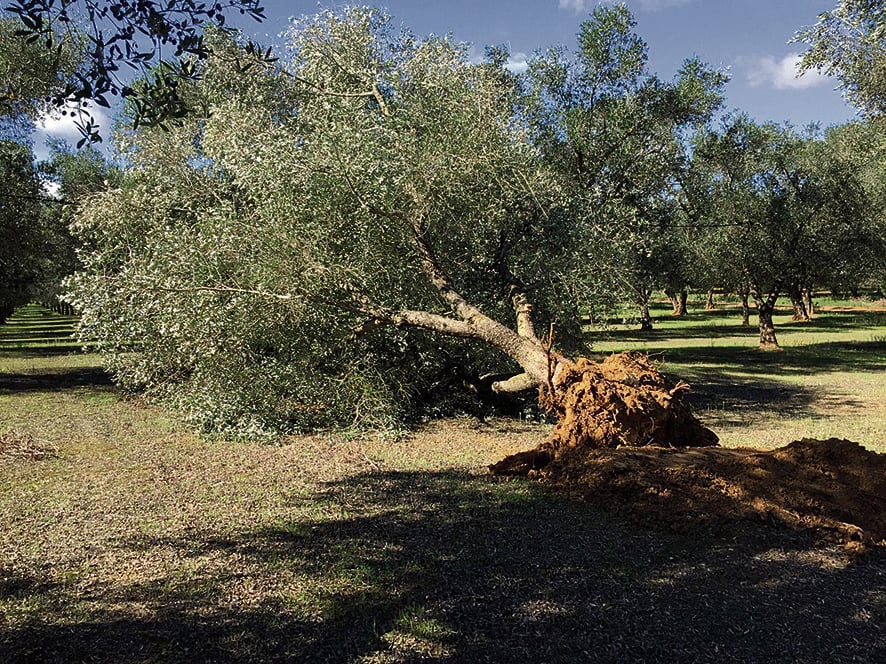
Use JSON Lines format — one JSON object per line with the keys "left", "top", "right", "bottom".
{"left": 488, "top": 352, "right": 884, "bottom": 547}
{"left": 540, "top": 352, "right": 718, "bottom": 453}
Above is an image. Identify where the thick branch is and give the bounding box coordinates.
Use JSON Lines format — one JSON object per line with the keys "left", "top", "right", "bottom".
{"left": 403, "top": 217, "right": 575, "bottom": 386}
{"left": 410, "top": 222, "right": 489, "bottom": 323}
{"left": 490, "top": 372, "right": 538, "bottom": 394}
{"left": 494, "top": 232, "right": 537, "bottom": 340}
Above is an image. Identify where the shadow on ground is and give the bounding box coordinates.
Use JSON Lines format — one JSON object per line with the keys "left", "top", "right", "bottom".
{"left": 599, "top": 308, "right": 886, "bottom": 342}
{"left": 0, "top": 367, "right": 113, "bottom": 393}
{"left": 655, "top": 341, "right": 886, "bottom": 375}
{"left": 2, "top": 471, "right": 883, "bottom": 663}
{"left": 644, "top": 341, "right": 884, "bottom": 425}
{"left": 675, "top": 372, "right": 822, "bottom": 421}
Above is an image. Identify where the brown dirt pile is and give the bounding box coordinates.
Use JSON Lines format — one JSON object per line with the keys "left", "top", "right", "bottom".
{"left": 490, "top": 352, "right": 884, "bottom": 545}
{"left": 541, "top": 352, "right": 719, "bottom": 452}
{"left": 496, "top": 438, "right": 886, "bottom": 546}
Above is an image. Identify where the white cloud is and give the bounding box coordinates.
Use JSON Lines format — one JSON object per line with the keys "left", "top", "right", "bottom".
{"left": 506, "top": 52, "right": 529, "bottom": 74}
{"left": 32, "top": 104, "right": 111, "bottom": 161}
{"left": 41, "top": 180, "right": 61, "bottom": 199}
{"left": 743, "top": 53, "right": 829, "bottom": 90}
{"left": 558, "top": 0, "right": 691, "bottom": 13}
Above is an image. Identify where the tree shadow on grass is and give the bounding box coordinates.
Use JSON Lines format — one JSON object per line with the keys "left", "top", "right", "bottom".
{"left": 650, "top": 340, "right": 886, "bottom": 377}
{"left": 646, "top": 342, "right": 884, "bottom": 427}
{"left": 0, "top": 366, "right": 113, "bottom": 393}
{"left": 675, "top": 373, "right": 823, "bottom": 423}
{"left": 595, "top": 309, "right": 886, "bottom": 343}
{"left": 2, "top": 471, "right": 883, "bottom": 663}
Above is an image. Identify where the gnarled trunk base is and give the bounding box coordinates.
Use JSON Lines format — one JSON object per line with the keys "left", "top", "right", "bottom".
{"left": 491, "top": 353, "right": 718, "bottom": 475}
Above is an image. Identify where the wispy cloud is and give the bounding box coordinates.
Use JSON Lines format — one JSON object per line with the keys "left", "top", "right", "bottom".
{"left": 743, "top": 53, "right": 829, "bottom": 91}
{"left": 558, "top": 0, "right": 691, "bottom": 13}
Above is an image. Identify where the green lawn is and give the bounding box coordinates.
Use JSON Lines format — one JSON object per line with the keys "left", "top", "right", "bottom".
{"left": 1, "top": 303, "right": 884, "bottom": 662}
{"left": 588, "top": 301, "right": 886, "bottom": 451}
{"left": 0, "top": 303, "right": 85, "bottom": 357}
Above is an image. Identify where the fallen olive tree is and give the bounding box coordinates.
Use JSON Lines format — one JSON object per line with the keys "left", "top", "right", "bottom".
{"left": 67, "top": 7, "right": 718, "bottom": 449}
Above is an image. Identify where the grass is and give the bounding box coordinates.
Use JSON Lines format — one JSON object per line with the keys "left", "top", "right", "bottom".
{"left": 0, "top": 303, "right": 884, "bottom": 662}
{"left": 588, "top": 301, "right": 886, "bottom": 452}
{"left": 0, "top": 304, "right": 88, "bottom": 357}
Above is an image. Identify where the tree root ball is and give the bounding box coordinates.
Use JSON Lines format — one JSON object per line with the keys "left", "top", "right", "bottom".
{"left": 540, "top": 352, "right": 718, "bottom": 454}
{"left": 489, "top": 353, "right": 886, "bottom": 546}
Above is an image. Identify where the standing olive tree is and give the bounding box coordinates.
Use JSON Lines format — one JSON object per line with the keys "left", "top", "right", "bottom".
{"left": 0, "top": 139, "right": 42, "bottom": 322}
{"left": 520, "top": 4, "right": 727, "bottom": 331}
{"left": 67, "top": 8, "right": 716, "bottom": 450}
{"left": 0, "top": 15, "right": 82, "bottom": 321}
{"left": 691, "top": 117, "right": 872, "bottom": 348}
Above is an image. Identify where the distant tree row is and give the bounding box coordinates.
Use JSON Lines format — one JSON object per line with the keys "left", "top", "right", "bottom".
{"left": 0, "top": 16, "right": 114, "bottom": 323}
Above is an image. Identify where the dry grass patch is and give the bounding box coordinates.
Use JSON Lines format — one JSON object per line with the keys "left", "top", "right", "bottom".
{"left": 0, "top": 430, "right": 58, "bottom": 461}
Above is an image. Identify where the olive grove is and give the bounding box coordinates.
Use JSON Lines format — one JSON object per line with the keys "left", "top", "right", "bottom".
{"left": 688, "top": 117, "right": 877, "bottom": 348}
{"left": 0, "top": 15, "right": 80, "bottom": 321}
{"left": 519, "top": 5, "right": 727, "bottom": 332}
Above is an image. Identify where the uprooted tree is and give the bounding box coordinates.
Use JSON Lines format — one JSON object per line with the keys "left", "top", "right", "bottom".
{"left": 66, "top": 7, "right": 718, "bottom": 452}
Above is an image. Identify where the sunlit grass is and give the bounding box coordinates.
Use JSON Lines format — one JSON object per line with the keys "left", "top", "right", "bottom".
{"left": 587, "top": 300, "right": 886, "bottom": 452}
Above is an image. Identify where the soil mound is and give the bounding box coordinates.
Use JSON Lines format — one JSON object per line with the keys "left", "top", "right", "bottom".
{"left": 492, "top": 353, "right": 883, "bottom": 545}
{"left": 541, "top": 352, "right": 719, "bottom": 452}
{"left": 494, "top": 438, "right": 886, "bottom": 546}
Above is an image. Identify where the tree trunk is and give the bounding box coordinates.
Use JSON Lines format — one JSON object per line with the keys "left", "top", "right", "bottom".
{"left": 367, "top": 220, "right": 717, "bottom": 457}
{"left": 705, "top": 289, "right": 715, "bottom": 311}
{"left": 802, "top": 289, "right": 814, "bottom": 319}
{"left": 665, "top": 289, "right": 687, "bottom": 316}
{"left": 739, "top": 288, "right": 750, "bottom": 327}
{"left": 677, "top": 290, "right": 688, "bottom": 316}
{"left": 754, "top": 291, "right": 780, "bottom": 349}
{"left": 639, "top": 295, "right": 653, "bottom": 331}
{"left": 788, "top": 284, "right": 810, "bottom": 322}
{"left": 664, "top": 288, "right": 678, "bottom": 314}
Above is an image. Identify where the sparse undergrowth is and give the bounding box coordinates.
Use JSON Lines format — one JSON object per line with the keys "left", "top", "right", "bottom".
{"left": 0, "top": 304, "right": 884, "bottom": 662}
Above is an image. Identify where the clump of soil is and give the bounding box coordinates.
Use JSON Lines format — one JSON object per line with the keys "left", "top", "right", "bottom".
{"left": 495, "top": 438, "right": 886, "bottom": 546}
{"left": 541, "top": 353, "right": 719, "bottom": 453}
{"left": 490, "top": 352, "right": 885, "bottom": 546}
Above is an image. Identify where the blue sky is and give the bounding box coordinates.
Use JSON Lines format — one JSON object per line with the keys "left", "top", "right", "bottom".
{"left": 238, "top": 0, "right": 856, "bottom": 126}
{"left": 34, "top": 0, "right": 857, "bottom": 158}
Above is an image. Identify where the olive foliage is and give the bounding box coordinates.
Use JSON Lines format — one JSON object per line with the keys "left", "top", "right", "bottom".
{"left": 689, "top": 117, "right": 875, "bottom": 346}
{"left": 66, "top": 7, "right": 725, "bottom": 434}
{"left": 795, "top": 0, "right": 886, "bottom": 117}
{"left": 520, "top": 4, "right": 727, "bottom": 327}
{"left": 4, "top": 0, "right": 267, "bottom": 143}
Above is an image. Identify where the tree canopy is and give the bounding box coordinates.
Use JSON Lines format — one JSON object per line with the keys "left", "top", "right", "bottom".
{"left": 689, "top": 117, "right": 876, "bottom": 346}
{"left": 796, "top": 0, "right": 886, "bottom": 116}
{"left": 3, "top": 0, "right": 267, "bottom": 142}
